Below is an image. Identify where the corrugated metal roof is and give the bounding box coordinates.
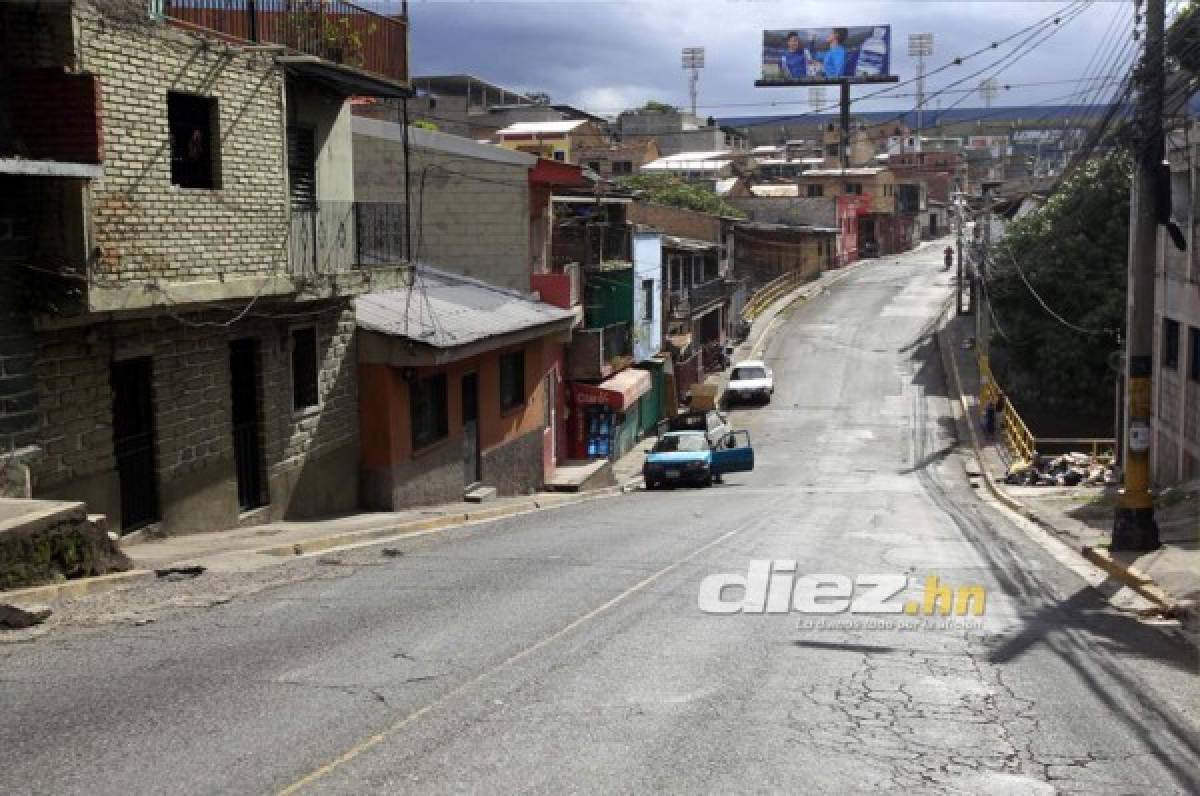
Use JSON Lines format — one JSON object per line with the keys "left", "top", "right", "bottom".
{"left": 497, "top": 120, "right": 588, "bottom": 135}
{"left": 356, "top": 266, "right": 573, "bottom": 348}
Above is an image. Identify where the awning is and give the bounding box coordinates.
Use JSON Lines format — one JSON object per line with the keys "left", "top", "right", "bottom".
{"left": 571, "top": 368, "right": 653, "bottom": 412}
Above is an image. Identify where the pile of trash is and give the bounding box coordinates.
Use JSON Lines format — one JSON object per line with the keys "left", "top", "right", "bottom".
{"left": 1004, "top": 452, "right": 1116, "bottom": 487}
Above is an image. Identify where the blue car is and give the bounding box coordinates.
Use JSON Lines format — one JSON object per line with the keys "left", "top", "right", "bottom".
{"left": 642, "top": 430, "right": 755, "bottom": 490}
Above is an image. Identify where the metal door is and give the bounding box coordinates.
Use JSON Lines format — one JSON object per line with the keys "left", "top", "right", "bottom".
{"left": 711, "top": 430, "right": 755, "bottom": 475}
{"left": 230, "top": 338, "right": 267, "bottom": 510}
{"left": 111, "top": 357, "right": 160, "bottom": 532}
{"left": 462, "top": 372, "right": 480, "bottom": 485}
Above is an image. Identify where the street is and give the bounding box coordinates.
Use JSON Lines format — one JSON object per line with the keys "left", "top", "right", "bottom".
{"left": 1, "top": 244, "right": 1197, "bottom": 794}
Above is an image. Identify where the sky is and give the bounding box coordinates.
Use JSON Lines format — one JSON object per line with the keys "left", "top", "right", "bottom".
{"left": 397, "top": 0, "right": 1148, "bottom": 121}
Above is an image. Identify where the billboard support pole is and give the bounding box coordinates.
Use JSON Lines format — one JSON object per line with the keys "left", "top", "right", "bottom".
{"left": 839, "top": 79, "right": 850, "bottom": 171}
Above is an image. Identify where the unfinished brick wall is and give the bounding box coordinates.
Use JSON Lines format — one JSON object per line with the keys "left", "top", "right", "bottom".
{"left": 74, "top": 5, "right": 291, "bottom": 284}
{"left": 31, "top": 300, "right": 359, "bottom": 533}
{"left": 627, "top": 202, "right": 721, "bottom": 244}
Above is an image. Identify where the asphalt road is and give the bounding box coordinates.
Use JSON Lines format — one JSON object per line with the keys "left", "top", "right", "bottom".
{"left": 2, "top": 244, "right": 1198, "bottom": 794}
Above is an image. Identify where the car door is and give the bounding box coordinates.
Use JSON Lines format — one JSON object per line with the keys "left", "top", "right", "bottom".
{"left": 711, "top": 430, "right": 754, "bottom": 474}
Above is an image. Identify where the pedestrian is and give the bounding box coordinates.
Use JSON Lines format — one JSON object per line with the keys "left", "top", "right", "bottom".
{"left": 983, "top": 400, "right": 997, "bottom": 437}
{"left": 944, "top": 246, "right": 954, "bottom": 270}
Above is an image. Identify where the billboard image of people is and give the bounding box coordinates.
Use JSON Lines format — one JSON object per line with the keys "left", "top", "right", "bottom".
{"left": 762, "top": 26, "right": 891, "bottom": 83}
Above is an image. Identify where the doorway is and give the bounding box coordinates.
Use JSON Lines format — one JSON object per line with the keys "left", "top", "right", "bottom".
{"left": 111, "top": 357, "right": 160, "bottom": 532}
{"left": 461, "top": 372, "right": 481, "bottom": 486}
{"left": 929, "top": 213, "right": 938, "bottom": 236}
{"left": 230, "top": 338, "right": 267, "bottom": 511}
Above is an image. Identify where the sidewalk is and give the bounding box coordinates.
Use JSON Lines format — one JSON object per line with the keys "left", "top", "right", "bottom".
{"left": 938, "top": 308, "right": 1200, "bottom": 626}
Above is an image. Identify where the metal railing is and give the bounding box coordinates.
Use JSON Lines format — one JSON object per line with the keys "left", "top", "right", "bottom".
{"left": 669, "top": 278, "right": 727, "bottom": 320}
{"left": 566, "top": 321, "right": 632, "bottom": 381}
{"left": 977, "top": 351, "right": 1037, "bottom": 464}
{"left": 288, "top": 200, "right": 406, "bottom": 277}
{"left": 162, "top": 0, "right": 408, "bottom": 84}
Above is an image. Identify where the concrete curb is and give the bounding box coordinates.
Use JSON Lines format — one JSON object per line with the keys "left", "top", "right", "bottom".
{"left": 254, "top": 480, "right": 640, "bottom": 558}
{"left": 934, "top": 313, "right": 1179, "bottom": 614}
{"left": 1, "top": 569, "right": 155, "bottom": 606}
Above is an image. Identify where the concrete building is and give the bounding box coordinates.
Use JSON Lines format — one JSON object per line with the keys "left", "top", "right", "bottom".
{"left": 354, "top": 118, "right": 536, "bottom": 292}
{"left": 495, "top": 120, "right": 608, "bottom": 164}
{"left": 0, "top": 0, "right": 410, "bottom": 532}
{"left": 618, "top": 108, "right": 749, "bottom": 157}
{"left": 1152, "top": 120, "right": 1200, "bottom": 485}
{"left": 406, "top": 74, "right": 536, "bottom": 139}
{"left": 573, "top": 139, "right": 660, "bottom": 178}
{"left": 356, "top": 268, "right": 574, "bottom": 508}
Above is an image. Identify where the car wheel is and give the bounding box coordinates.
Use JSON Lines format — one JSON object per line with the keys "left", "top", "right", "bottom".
{"left": 645, "top": 479, "right": 658, "bottom": 490}
{"left": 702, "top": 472, "right": 714, "bottom": 487}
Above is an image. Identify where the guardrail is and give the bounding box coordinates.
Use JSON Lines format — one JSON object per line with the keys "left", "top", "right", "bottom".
{"left": 741, "top": 270, "right": 804, "bottom": 321}
{"left": 977, "top": 351, "right": 1036, "bottom": 463}
{"left": 977, "top": 353, "right": 1114, "bottom": 465}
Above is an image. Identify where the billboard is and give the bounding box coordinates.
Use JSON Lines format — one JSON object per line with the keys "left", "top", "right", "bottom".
{"left": 760, "top": 26, "right": 892, "bottom": 84}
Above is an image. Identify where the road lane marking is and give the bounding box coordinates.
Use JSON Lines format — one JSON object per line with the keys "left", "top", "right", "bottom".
{"left": 276, "top": 522, "right": 751, "bottom": 794}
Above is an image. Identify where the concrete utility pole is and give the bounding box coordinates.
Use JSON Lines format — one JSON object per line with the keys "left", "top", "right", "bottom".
{"left": 1113, "top": 0, "right": 1164, "bottom": 551}
{"left": 954, "top": 191, "right": 966, "bottom": 315}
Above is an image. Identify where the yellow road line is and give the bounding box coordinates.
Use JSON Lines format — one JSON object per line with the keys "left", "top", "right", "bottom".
{"left": 276, "top": 523, "right": 749, "bottom": 794}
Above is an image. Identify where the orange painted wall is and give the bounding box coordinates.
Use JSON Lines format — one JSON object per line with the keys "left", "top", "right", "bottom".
{"left": 358, "top": 339, "right": 553, "bottom": 469}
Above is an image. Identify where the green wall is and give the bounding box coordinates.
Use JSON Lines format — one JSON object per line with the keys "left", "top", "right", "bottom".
{"left": 584, "top": 265, "right": 634, "bottom": 328}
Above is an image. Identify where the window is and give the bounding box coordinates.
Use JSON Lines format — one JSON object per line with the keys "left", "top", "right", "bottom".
{"left": 410, "top": 373, "right": 448, "bottom": 449}
{"left": 1163, "top": 318, "right": 1180, "bottom": 370}
{"left": 844, "top": 183, "right": 863, "bottom": 195}
{"left": 587, "top": 161, "right": 602, "bottom": 172}
{"left": 1191, "top": 327, "right": 1200, "bottom": 383}
{"left": 825, "top": 143, "right": 839, "bottom": 156}
{"left": 612, "top": 160, "right": 633, "bottom": 176}
{"left": 500, "top": 350, "right": 525, "bottom": 411}
{"left": 291, "top": 327, "right": 319, "bottom": 411}
{"left": 552, "top": 150, "right": 565, "bottom": 162}
{"left": 641, "top": 279, "right": 654, "bottom": 321}
{"left": 287, "top": 126, "right": 317, "bottom": 209}
{"left": 806, "top": 184, "right": 824, "bottom": 198}
{"left": 168, "top": 92, "right": 219, "bottom": 189}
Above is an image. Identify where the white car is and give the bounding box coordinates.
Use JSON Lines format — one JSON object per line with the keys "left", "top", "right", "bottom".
{"left": 726, "top": 360, "right": 774, "bottom": 405}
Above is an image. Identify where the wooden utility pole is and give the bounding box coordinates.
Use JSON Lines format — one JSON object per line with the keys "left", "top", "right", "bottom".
{"left": 1113, "top": 0, "right": 1163, "bottom": 551}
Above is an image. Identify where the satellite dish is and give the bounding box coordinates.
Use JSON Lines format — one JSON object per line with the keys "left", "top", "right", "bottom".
{"left": 1106, "top": 350, "right": 1126, "bottom": 374}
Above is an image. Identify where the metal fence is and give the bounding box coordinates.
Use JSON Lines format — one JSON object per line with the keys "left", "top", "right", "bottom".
{"left": 288, "top": 200, "right": 406, "bottom": 277}
{"left": 163, "top": 0, "right": 408, "bottom": 84}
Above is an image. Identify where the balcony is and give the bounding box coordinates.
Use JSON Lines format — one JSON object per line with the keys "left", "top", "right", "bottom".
{"left": 551, "top": 224, "right": 632, "bottom": 269}
{"left": 288, "top": 201, "right": 407, "bottom": 277}
{"left": 566, "top": 322, "right": 633, "bottom": 382}
{"left": 530, "top": 262, "right": 581, "bottom": 310}
{"left": 669, "top": 277, "right": 727, "bottom": 320}
{"left": 162, "top": 0, "right": 408, "bottom": 88}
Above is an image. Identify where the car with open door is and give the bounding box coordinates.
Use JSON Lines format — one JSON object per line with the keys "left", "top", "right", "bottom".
{"left": 711, "top": 430, "right": 755, "bottom": 478}
{"left": 643, "top": 429, "right": 754, "bottom": 489}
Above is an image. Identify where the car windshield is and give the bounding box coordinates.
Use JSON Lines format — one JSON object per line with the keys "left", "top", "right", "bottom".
{"left": 731, "top": 367, "right": 767, "bottom": 380}
{"left": 652, "top": 434, "right": 708, "bottom": 452}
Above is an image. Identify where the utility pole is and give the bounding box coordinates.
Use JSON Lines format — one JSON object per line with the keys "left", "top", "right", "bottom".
{"left": 954, "top": 190, "right": 966, "bottom": 315}
{"left": 1113, "top": 0, "right": 1163, "bottom": 551}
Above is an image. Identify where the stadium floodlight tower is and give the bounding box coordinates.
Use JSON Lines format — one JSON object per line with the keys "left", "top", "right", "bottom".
{"left": 808, "top": 85, "right": 827, "bottom": 114}
{"left": 908, "top": 32, "right": 933, "bottom": 149}
{"left": 682, "top": 47, "right": 705, "bottom": 117}
{"left": 979, "top": 77, "right": 1000, "bottom": 108}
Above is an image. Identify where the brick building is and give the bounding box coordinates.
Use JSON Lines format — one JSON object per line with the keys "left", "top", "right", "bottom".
{"left": 0, "top": 1, "right": 409, "bottom": 532}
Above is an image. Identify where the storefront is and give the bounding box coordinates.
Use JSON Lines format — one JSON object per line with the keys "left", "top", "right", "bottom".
{"left": 568, "top": 368, "right": 653, "bottom": 460}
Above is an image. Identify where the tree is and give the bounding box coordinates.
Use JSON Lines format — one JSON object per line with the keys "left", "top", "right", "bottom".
{"left": 617, "top": 174, "right": 746, "bottom": 218}
{"left": 986, "top": 152, "right": 1130, "bottom": 430}
{"left": 640, "top": 100, "right": 676, "bottom": 113}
